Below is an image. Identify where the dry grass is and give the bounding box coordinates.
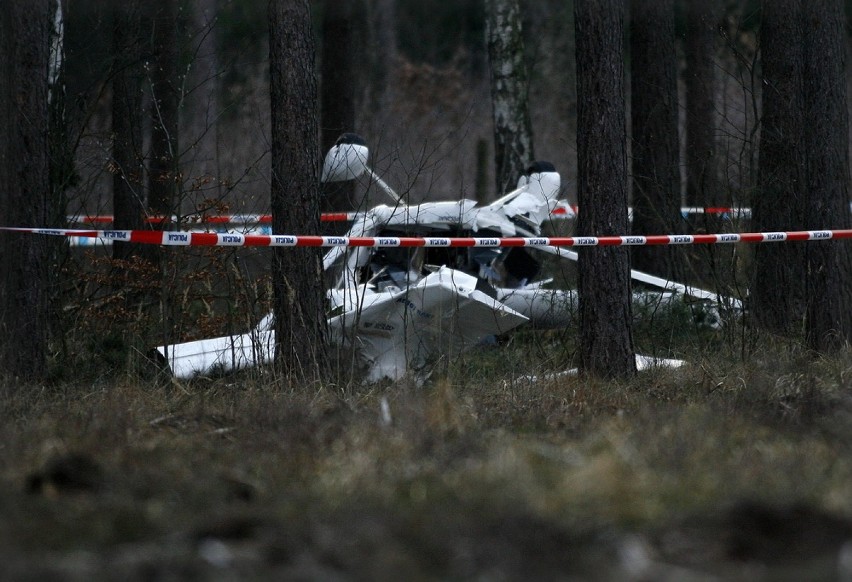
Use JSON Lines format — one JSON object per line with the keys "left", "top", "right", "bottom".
{"left": 1, "top": 327, "right": 851, "bottom": 580}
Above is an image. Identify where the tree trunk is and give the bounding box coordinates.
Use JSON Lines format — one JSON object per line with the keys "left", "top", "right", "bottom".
{"left": 0, "top": 0, "right": 52, "bottom": 381}
{"left": 753, "top": 0, "right": 852, "bottom": 350}
{"left": 269, "top": 0, "right": 328, "bottom": 383}
{"left": 752, "top": 0, "right": 807, "bottom": 334}
{"left": 629, "top": 0, "right": 683, "bottom": 280}
{"left": 320, "top": 0, "right": 363, "bottom": 214}
{"left": 683, "top": 0, "right": 719, "bottom": 212}
{"left": 801, "top": 0, "right": 852, "bottom": 351}
{"left": 574, "top": 0, "right": 635, "bottom": 378}
{"left": 48, "top": 0, "right": 72, "bottom": 220}
{"left": 112, "top": 2, "right": 146, "bottom": 260}
{"left": 485, "top": 0, "right": 534, "bottom": 196}
{"left": 148, "top": 0, "right": 180, "bottom": 218}
{"left": 47, "top": 0, "right": 70, "bottom": 341}
{"left": 185, "top": 0, "right": 220, "bottom": 201}
{"left": 364, "top": 0, "right": 397, "bottom": 111}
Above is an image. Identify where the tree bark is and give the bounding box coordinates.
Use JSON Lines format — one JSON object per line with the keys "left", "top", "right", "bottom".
{"left": 629, "top": 0, "right": 684, "bottom": 280}
{"left": 486, "top": 0, "right": 534, "bottom": 196}
{"left": 320, "top": 0, "right": 363, "bottom": 214}
{"left": 112, "top": 2, "right": 146, "bottom": 260}
{"left": 185, "top": 0, "right": 220, "bottom": 200}
{"left": 48, "top": 0, "right": 72, "bottom": 221}
{"left": 148, "top": 0, "right": 180, "bottom": 217}
{"left": 46, "top": 0, "right": 70, "bottom": 340}
{"left": 574, "top": 0, "right": 635, "bottom": 378}
{"left": 320, "top": 0, "right": 361, "bottom": 155}
{"left": 364, "top": 0, "right": 397, "bottom": 110}
{"left": 752, "top": 0, "right": 807, "bottom": 334}
{"left": 683, "top": 0, "right": 719, "bottom": 212}
{"left": 801, "top": 0, "right": 852, "bottom": 351}
{"left": 753, "top": 0, "right": 852, "bottom": 350}
{"left": 269, "top": 0, "right": 328, "bottom": 382}
{"left": 0, "top": 0, "right": 52, "bottom": 381}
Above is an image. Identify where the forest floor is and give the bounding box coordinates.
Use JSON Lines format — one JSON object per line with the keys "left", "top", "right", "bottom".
{"left": 1, "top": 325, "right": 851, "bottom": 581}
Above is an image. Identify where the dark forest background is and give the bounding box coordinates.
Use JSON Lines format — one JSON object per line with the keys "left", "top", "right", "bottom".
{"left": 63, "top": 0, "right": 770, "bottom": 217}
{"left": 4, "top": 0, "right": 852, "bottom": 379}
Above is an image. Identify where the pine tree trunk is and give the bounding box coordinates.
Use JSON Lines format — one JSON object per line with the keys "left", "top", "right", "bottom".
{"left": 269, "top": 0, "right": 328, "bottom": 382}
{"left": 629, "top": 0, "right": 684, "bottom": 280}
{"left": 364, "top": 0, "right": 397, "bottom": 111}
{"left": 486, "top": 0, "right": 534, "bottom": 196}
{"left": 683, "top": 0, "right": 719, "bottom": 211}
{"left": 802, "top": 0, "right": 852, "bottom": 350}
{"left": 320, "top": 0, "right": 363, "bottom": 214}
{"left": 752, "top": 0, "right": 807, "bottom": 334}
{"left": 148, "top": 0, "right": 180, "bottom": 217}
{"left": 112, "top": 2, "right": 146, "bottom": 261}
{"left": 0, "top": 0, "right": 51, "bottom": 381}
{"left": 753, "top": 0, "right": 852, "bottom": 350}
{"left": 185, "top": 0, "right": 220, "bottom": 199}
{"left": 574, "top": 0, "right": 635, "bottom": 378}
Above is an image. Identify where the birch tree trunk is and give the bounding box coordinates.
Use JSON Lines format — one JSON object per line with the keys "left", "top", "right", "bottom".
{"left": 48, "top": 0, "right": 72, "bottom": 221}
{"left": 485, "top": 0, "right": 534, "bottom": 196}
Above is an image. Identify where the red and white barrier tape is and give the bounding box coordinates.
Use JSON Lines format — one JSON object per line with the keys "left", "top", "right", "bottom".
{"left": 67, "top": 213, "right": 358, "bottom": 225}
{"left": 64, "top": 207, "right": 747, "bottom": 225}
{"left": 4, "top": 227, "right": 852, "bottom": 247}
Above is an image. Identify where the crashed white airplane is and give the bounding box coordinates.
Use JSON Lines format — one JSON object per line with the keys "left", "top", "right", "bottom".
{"left": 156, "top": 134, "right": 735, "bottom": 381}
